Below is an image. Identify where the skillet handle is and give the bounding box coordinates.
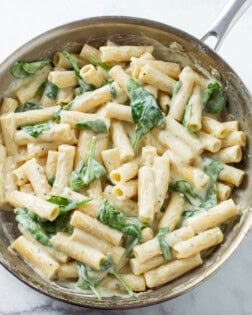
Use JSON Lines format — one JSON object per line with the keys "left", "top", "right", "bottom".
{"left": 201, "top": 0, "right": 252, "bottom": 51}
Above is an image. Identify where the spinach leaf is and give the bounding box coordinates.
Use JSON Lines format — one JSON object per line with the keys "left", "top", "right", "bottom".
{"left": 70, "top": 136, "right": 106, "bottom": 191}
{"left": 87, "top": 56, "right": 111, "bottom": 71}
{"left": 62, "top": 50, "right": 95, "bottom": 94}
{"left": 47, "top": 196, "right": 92, "bottom": 215}
{"left": 169, "top": 180, "right": 203, "bottom": 206}
{"left": 182, "top": 102, "right": 198, "bottom": 138}
{"left": 77, "top": 254, "right": 133, "bottom": 300}
{"left": 15, "top": 102, "right": 42, "bottom": 113}
{"left": 34, "top": 81, "right": 58, "bottom": 99}
{"left": 220, "top": 223, "right": 228, "bottom": 234}
{"left": 127, "top": 79, "right": 165, "bottom": 148}
{"left": 48, "top": 176, "right": 55, "bottom": 187}
{"left": 182, "top": 157, "right": 223, "bottom": 220}
{"left": 44, "top": 81, "right": 58, "bottom": 99}
{"left": 11, "top": 60, "right": 51, "bottom": 78}
{"left": 15, "top": 208, "right": 51, "bottom": 246}
{"left": 203, "top": 82, "right": 226, "bottom": 114}
{"left": 97, "top": 200, "right": 147, "bottom": 256}
{"left": 157, "top": 227, "right": 172, "bottom": 261}
{"left": 75, "top": 119, "right": 107, "bottom": 133}
{"left": 15, "top": 207, "right": 74, "bottom": 246}
{"left": 110, "top": 84, "right": 117, "bottom": 99}
{"left": 21, "top": 121, "right": 53, "bottom": 138}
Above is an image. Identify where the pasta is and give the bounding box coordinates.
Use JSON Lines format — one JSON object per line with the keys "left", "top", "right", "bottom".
{"left": 2, "top": 42, "right": 245, "bottom": 299}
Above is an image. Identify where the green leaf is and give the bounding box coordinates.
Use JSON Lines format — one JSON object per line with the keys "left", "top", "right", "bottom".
{"left": 44, "top": 81, "right": 58, "bottom": 99}
{"left": 70, "top": 136, "right": 106, "bottom": 191}
{"left": 62, "top": 50, "right": 95, "bottom": 94}
{"left": 11, "top": 60, "right": 51, "bottom": 78}
{"left": 48, "top": 176, "right": 55, "bottom": 187}
{"left": 15, "top": 102, "right": 42, "bottom": 113}
{"left": 182, "top": 102, "right": 198, "bottom": 138}
{"left": 97, "top": 200, "right": 148, "bottom": 256}
{"left": 15, "top": 207, "right": 74, "bottom": 247}
{"left": 87, "top": 56, "right": 111, "bottom": 71}
{"left": 110, "top": 84, "right": 117, "bottom": 99}
{"left": 14, "top": 208, "right": 51, "bottom": 246}
{"left": 127, "top": 79, "right": 165, "bottom": 148}
{"left": 47, "top": 196, "right": 92, "bottom": 215}
{"left": 157, "top": 227, "right": 172, "bottom": 261}
{"left": 21, "top": 121, "right": 53, "bottom": 138}
{"left": 169, "top": 180, "right": 203, "bottom": 206}
{"left": 203, "top": 82, "right": 226, "bottom": 114}
{"left": 76, "top": 254, "right": 133, "bottom": 300}
{"left": 181, "top": 157, "right": 224, "bottom": 220}
{"left": 75, "top": 119, "right": 107, "bottom": 133}
{"left": 220, "top": 223, "right": 228, "bottom": 234}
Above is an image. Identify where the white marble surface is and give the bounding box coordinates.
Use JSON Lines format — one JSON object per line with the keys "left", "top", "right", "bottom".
{"left": 0, "top": 0, "right": 252, "bottom": 314}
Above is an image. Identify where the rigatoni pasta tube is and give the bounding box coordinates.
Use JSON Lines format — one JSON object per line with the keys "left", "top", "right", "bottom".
{"left": 80, "top": 44, "right": 100, "bottom": 60}
{"left": 20, "top": 183, "right": 34, "bottom": 194}
{"left": 109, "top": 65, "right": 130, "bottom": 93}
{"left": 57, "top": 87, "right": 74, "bottom": 105}
{"left": 103, "top": 185, "right": 138, "bottom": 217}
{"left": 1, "top": 113, "right": 16, "bottom": 155}
{"left": 48, "top": 71, "right": 78, "bottom": 88}
{"left": 70, "top": 211, "right": 123, "bottom": 246}
{"left": 80, "top": 64, "right": 105, "bottom": 87}
{"left": 130, "top": 57, "right": 180, "bottom": 79}
{"left": 139, "top": 65, "right": 175, "bottom": 94}
{"left": 61, "top": 187, "right": 99, "bottom": 217}
{"left": 186, "top": 85, "right": 203, "bottom": 132}
{"left": 87, "top": 179, "right": 103, "bottom": 201}
{"left": 222, "top": 121, "right": 239, "bottom": 134}
{"left": 100, "top": 274, "right": 146, "bottom": 292}
{"left": 51, "top": 233, "right": 105, "bottom": 270}
{"left": 198, "top": 131, "right": 222, "bottom": 153}
{"left": 133, "top": 226, "right": 194, "bottom": 263}
{"left": 111, "top": 121, "right": 134, "bottom": 163}
{"left": 0, "top": 145, "right": 6, "bottom": 204}
{"left": 71, "top": 85, "right": 111, "bottom": 112}
{"left": 60, "top": 110, "right": 102, "bottom": 128}
{"left": 110, "top": 160, "right": 139, "bottom": 184}
{"left": 23, "top": 158, "right": 51, "bottom": 198}
{"left": 152, "top": 156, "right": 170, "bottom": 211}
{"left": 217, "top": 182, "right": 232, "bottom": 201}
{"left": 101, "top": 148, "right": 120, "bottom": 173}
{"left": 8, "top": 190, "right": 59, "bottom": 221}
{"left": 12, "top": 164, "right": 28, "bottom": 186}
{"left": 45, "top": 150, "right": 58, "bottom": 180}
{"left": 173, "top": 227, "right": 223, "bottom": 259}
{"left": 112, "top": 180, "right": 137, "bottom": 200}
{"left": 202, "top": 116, "right": 229, "bottom": 138}
{"left": 184, "top": 199, "right": 240, "bottom": 233}
{"left": 27, "top": 142, "right": 60, "bottom": 159}
{"left": 53, "top": 52, "right": 86, "bottom": 68}
{"left": 74, "top": 130, "right": 94, "bottom": 169}
{"left": 144, "top": 254, "right": 203, "bottom": 288}
{"left": 209, "top": 145, "right": 242, "bottom": 164}
{"left": 14, "top": 106, "right": 61, "bottom": 127}
{"left": 158, "top": 92, "right": 171, "bottom": 113}
{"left": 141, "top": 227, "right": 154, "bottom": 243}
{"left": 218, "top": 164, "right": 245, "bottom": 187}
{"left": 52, "top": 145, "right": 75, "bottom": 195}
{"left": 105, "top": 102, "right": 133, "bottom": 123}
{"left": 12, "top": 236, "right": 59, "bottom": 280}
{"left": 158, "top": 192, "right": 185, "bottom": 231}
{"left": 169, "top": 66, "right": 195, "bottom": 121}
{"left": 4, "top": 156, "right": 17, "bottom": 201}
{"left": 158, "top": 130, "right": 195, "bottom": 164}
{"left": 130, "top": 255, "right": 165, "bottom": 276}
{"left": 165, "top": 116, "right": 203, "bottom": 154}
{"left": 1, "top": 97, "right": 18, "bottom": 115}
{"left": 141, "top": 145, "right": 157, "bottom": 167}
{"left": 221, "top": 131, "right": 246, "bottom": 148}
{"left": 100, "top": 45, "right": 153, "bottom": 63}
{"left": 138, "top": 166, "right": 156, "bottom": 223}
{"left": 15, "top": 124, "right": 77, "bottom": 146}
{"left": 57, "top": 262, "right": 78, "bottom": 280}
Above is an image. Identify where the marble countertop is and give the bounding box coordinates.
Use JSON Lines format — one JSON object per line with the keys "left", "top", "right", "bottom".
{"left": 0, "top": 0, "right": 252, "bottom": 314}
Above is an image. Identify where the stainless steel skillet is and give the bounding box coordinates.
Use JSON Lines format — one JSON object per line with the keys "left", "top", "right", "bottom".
{"left": 0, "top": 0, "right": 252, "bottom": 309}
